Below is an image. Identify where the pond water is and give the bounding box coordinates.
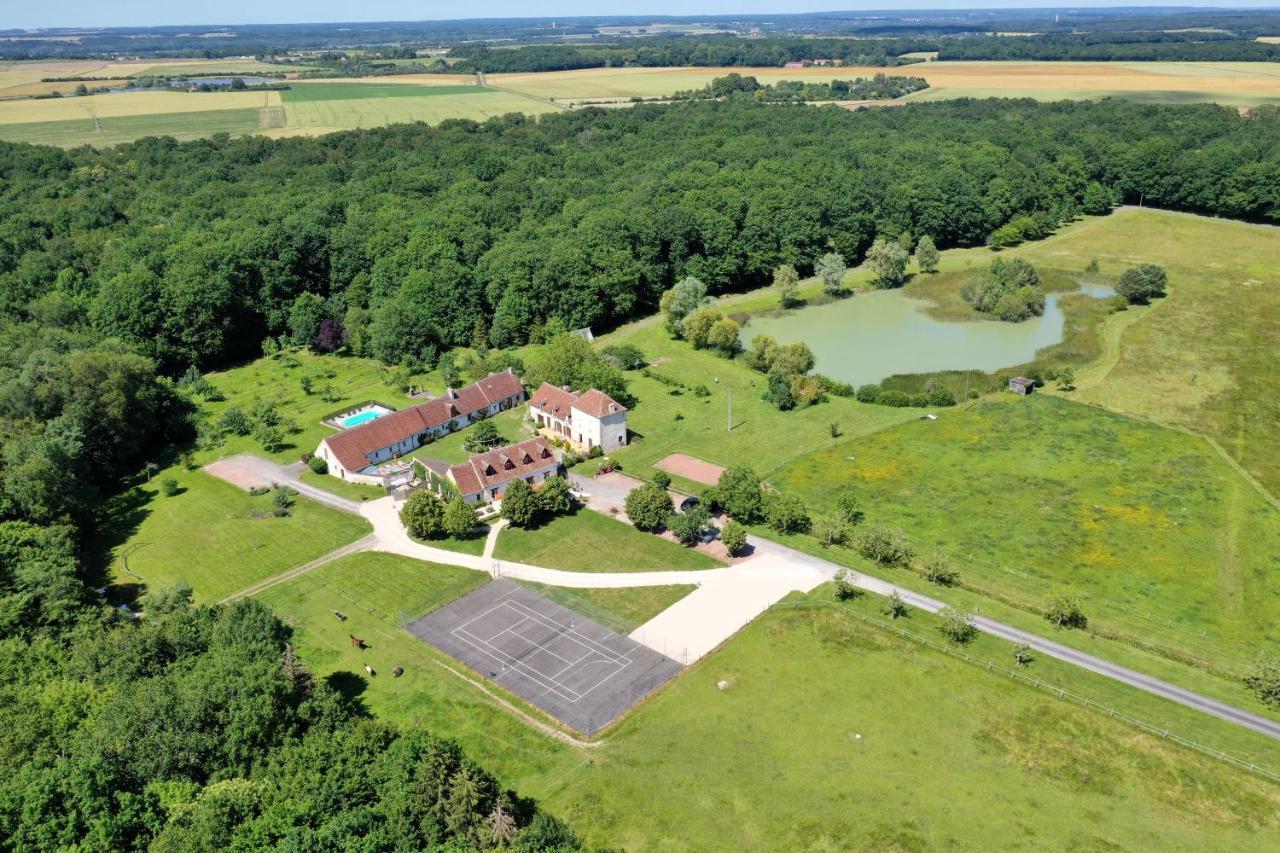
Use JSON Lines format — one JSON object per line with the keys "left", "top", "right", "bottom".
{"left": 744, "top": 282, "right": 1115, "bottom": 387}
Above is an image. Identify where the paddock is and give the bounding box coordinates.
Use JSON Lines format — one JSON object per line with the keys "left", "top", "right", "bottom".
{"left": 407, "top": 578, "right": 682, "bottom": 735}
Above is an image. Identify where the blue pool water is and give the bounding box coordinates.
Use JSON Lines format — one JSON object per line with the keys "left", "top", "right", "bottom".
{"left": 341, "top": 409, "right": 386, "bottom": 428}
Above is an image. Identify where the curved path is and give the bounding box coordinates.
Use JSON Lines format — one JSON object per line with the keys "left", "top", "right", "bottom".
{"left": 208, "top": 454, "right": 1280, "bottom": 741}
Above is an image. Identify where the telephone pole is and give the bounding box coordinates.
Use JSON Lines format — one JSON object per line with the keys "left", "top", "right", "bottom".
{"left": 727, "top": 386, "right": 733, "bottom": 432}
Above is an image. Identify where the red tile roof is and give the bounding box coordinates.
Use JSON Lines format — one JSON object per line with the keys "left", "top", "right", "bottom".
{"left": 323, "top": 371, "right": 524, "bottom": 473}
{"left": 529, "top": 382, "right": 626, "bottom": 420}
{"left": 449, "top": 437, "right": 557, "bottom": 498}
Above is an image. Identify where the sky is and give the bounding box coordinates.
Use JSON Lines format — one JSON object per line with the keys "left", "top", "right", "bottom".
{"left": 9, "top": 2, "right": 1280, "bottom": 31}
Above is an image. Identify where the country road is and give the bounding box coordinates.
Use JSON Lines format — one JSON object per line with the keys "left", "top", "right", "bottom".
{"left": 208, "top": 453, "right": 1280, "bottom": 742}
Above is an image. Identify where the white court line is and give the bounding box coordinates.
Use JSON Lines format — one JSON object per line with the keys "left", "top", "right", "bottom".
{"left": 450, "top": 599, "right": 636, "bottom": 703}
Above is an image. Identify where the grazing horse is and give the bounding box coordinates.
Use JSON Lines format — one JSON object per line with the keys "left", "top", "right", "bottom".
{"left": 364, "top": 664, "right": 375, "bottom": 677}
{"left": 349, "top": 635, "right": 366, "bottom": 650}
{"left": 332, "top": 610, "right": 347, "bottom": 621}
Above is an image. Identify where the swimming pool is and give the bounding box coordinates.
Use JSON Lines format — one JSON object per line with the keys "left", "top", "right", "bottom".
{"left": 340, "top": 406, "right": 392, "bottom": 428}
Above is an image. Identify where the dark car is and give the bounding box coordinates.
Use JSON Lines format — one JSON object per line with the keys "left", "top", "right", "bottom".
{"left": 698, "top": 526, "right": 719, "bottom": 544}
{"left": 679, "top": 496, "right": 701, "bottom": 513}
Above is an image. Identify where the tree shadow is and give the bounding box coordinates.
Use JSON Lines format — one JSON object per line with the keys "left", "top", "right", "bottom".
{"left": 85, "top": 485, "right": 155, "bottom": 590}
{"left": 325, "top": 671, "right": 370, "bottom": 705}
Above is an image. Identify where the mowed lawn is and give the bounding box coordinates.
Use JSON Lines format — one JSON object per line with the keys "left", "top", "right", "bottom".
{"left": 542, "top": 588, "right": 1280, "bottom": 850}
{"left": 771, "top": 395, "right": 1280, "bottom": 664}
{"left": 494, "top": 509, "right": 723, "bottom": 572}
{"left": 514, "top": 580, "right": 696, "bottom": 634}
{"left": 1015, "top": 208, "right": 1280, "bottom": 499}
{"left": 252, "top": 552, "right": 586, "bottom": 790}
{"left": 100, "top": 466, "right": 371, "bottom": 603}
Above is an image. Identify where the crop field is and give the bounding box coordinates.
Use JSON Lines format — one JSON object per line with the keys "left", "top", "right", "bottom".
{"left": 278, "top": 82, "right": 557, "bottom": 134}
{"left": 491, "top": 61, "right": 1280, "bottom": 106}
{"left": 542, "top": 588, "right": 1280, "bottom": 850}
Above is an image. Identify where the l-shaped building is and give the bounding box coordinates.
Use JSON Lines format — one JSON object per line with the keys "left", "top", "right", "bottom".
{"left": 315, "top": 369, "right": 525, "bottom": 483}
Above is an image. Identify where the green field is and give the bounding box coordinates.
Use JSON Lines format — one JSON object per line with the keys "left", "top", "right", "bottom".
{"left": 279, "top": 86, "right": 558, "bottom": 133}
{"left": 494, "top": 508, "right": 724, "bottom": 572}
{"left": 98, "top": 466, "right": 371, "bottom": 603}
{"left": 772, "top": 395, "right": 1280, "bottom": 670}
{"left": 515, "top": 581, "right": 696, "bottom": 633}
{"left": 541, "top": 587, "right": 1280, "bottom": 850}
{"left": 0, "top": 107, "right": 265, "bottom": 147}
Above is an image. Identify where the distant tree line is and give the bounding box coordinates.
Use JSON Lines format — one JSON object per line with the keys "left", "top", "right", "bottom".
{"left": 936, "top": 31, "right": 1280, "bottom": 62}
{"left": 669, "top": 73, "right": 929, "bottom": 102}
{"left": 0, "top": 98, "right": 1276, "bottom": 379}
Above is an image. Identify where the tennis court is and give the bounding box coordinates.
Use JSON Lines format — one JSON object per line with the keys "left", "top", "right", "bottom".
{"left": 408, "top": 579, "right": 682, "bottom": 735}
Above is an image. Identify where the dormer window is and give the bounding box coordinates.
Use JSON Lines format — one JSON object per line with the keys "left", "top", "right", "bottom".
{"left": 484, "top": 464, "right": 497, "bottom": 476}
{"left": 521, "top": 453, "right": 533, "bottom": 464}
{"left": 540, "top": 448, "right": 551, "bottom": 459}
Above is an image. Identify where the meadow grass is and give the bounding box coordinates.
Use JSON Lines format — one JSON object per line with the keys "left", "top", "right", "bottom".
{"left": 251, "top": 552, "right": 587, "bottom": 789}
{"left": 1015, "top": 208, "right": 1280, "bottom": 500}
{"left": 770, "top": 395, "right": 1280, "bottom": 672}
{"left": 542, "top": 585, "right": 1280, "bottom": 851}
{"left": 493, "top": 508, "right": 724, "bottom": 572}
{"left": 514, "top": 581, "right": 695, "bottom": 634}
{"left": 97, "top": 466, "right": 371, "bottom": 603}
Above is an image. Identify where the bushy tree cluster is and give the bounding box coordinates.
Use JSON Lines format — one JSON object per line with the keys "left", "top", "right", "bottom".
{"left": 962, "top": 258, "right": 1046, "bottom": 322}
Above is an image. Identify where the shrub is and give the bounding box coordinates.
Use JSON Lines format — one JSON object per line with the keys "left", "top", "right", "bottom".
{"left": 834, "top": 568, "right": 861, "bottom": 601}
{"left": 920, "top": 553, "right": 959, "bottom": 586}
{"left": 587, "top": 445, "right": 604, "bottom": 459}
{"left": 857, "top": 525, "right": 913, "bottom": 567}
{"left": 721, "top": 519, "right": 748, "bottom": 556}
{"left": 402, "top": 490, "right": 446, "bottom": 539}
{"left": 220, "top": 407, "right": 252, "bottom": 436}
{"left": 671, "top": 505, "right": 711, "bottom": 546}
{"left": 159, "top": 478, "right": 180, "bottom": 497}
{"left": 651, "top": 470, "right": 672, "bottom": 490}
{"left": 600, "top": 343, "right": 646, "bottom": 370}
{"left": 1116, "top": 263, "right": 1167, "bottom": 304}
{"left": 248, "top": 486, "right": 270, "bottom": 497}
{"left": 625, "top": 483, "right": 673, "bottom": 532}
{"left": 537, "top": 475, "right": 575, "bottom": 517}
{"left": 271, "top": 484, "right": 292, "bottom": 517}
{"left": 1245, "top": 655, "right": 1280, "bottom": 709}
{"left": 254, "top": 425, "right": 285, "bottom": 454}
{"left": 307, "top": 456, "right": 329, "bottom": 475}
{"left": 500, "top": 479, "right": 540, "bottom": 528}
{"left": 962, "top": 257, "right": 1044, "bottom": 321}
{"left": 443, "top": 497, "right": 479, "bottom": 539}
{"left": 816, "top": 374, "right": 855, "bottom": 398}
{"left": 925, "top": 382, "right": 957, "bottom": 407}
{"left": 766, "top": 493, "right": 810, "bottom": 534}
{"left": 715, "top": 466, "right": 766, "bottom": 522}
{"left": 834, "top": 490, "right": 864, "bottom": 525}
{"left": 937, "top": 607, "right": 977, "bottom": 645}
{"left": 692, "top": 384, "right": 711, "bottom": 398}
{"left": 814, "top": 513, "right": 848, "bottom": 547}
{"left": 766, "top": 372, "right": 795, "bottom": 411}
{"left": 882, "top": 591, "right": 908, "bottom": 619}
{"left": 464, "top": 420, "right": 502, "bottom": 453}
{"left": 1044, "top": 591, "right": 1088, "bottom": 630}
{"left": 1013, "top": 644, "right": 1034, "bottom": 667}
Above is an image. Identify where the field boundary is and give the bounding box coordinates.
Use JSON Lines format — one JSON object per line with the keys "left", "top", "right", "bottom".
{"left": 775, "top": 598, "right": 1280, "bottom": 784}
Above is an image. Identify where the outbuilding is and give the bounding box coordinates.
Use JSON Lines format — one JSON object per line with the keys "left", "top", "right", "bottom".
{"left": 1008, "top": 376, "right": 1036, "bottom": 395}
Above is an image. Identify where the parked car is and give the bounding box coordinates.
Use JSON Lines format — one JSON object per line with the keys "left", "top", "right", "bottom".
{"left": 679, "top": 496, "right": 701, "bottom": 513}
{"left": 698, "top": 526, "right": 719, "bottom": 544}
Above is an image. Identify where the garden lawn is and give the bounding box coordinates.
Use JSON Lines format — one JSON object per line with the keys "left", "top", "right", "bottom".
{"left": 406, "top": 404, "right": 534, "bottom": 465}
{"left": 494, "top": 509, "right": 723, "bottom": 572}
{"left": 541, "top": 586, "right": 1280, "bottom": 850}
{"left": 252, "top": 552, "right": 585, "bottom": 790}
{"left": 514, "top": 581, "right": 696, "bottom": 634}
{"left": 770, "top": 395, "right": 1280, "bottom": 672}
{"left": 99, "top": 466, "right": 371, "bottom": 603}
{"left": 299, "top": 468, "right": 386, "bottom": 502}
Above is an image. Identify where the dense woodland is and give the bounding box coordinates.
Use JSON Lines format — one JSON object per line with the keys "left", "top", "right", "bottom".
{"left": 1, "top": 99, "right": 1276, "bottom": 376}
{"left": 669, "top": 73, "right": 929, "bottom": 102}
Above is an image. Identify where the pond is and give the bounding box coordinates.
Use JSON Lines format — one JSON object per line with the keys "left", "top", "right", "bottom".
{"left": 743, "top": 282, "right": 1115, "bottom": 387}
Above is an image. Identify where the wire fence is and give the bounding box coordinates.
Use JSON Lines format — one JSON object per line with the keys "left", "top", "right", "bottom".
{"left": 773, "top": 598, "right": 1280, "bottom": 785}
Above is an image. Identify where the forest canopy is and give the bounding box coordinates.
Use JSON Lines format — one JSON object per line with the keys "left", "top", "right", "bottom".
{"left": 1, "top": 98, "right": 1277, "bottom": 376}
